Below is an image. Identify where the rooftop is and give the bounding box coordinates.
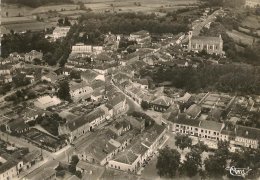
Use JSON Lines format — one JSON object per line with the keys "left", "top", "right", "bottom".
{"left": 200, "top": 120, "right": 223, "bottom": 132}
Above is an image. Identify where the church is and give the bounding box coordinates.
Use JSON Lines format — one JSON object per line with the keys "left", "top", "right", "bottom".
{"left": 188, "top": 31, "right": 224, "bottom": 55}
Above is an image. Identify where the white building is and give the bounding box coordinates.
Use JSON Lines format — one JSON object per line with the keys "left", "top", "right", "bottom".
{"left": 70, "top": 81, "right": 93, "bottom": 102}
{"left": 52, "top": 26, "right": 70, "bottom": 41}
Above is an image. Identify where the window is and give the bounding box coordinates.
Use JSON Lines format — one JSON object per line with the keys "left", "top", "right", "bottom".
{"left": 195, "top": 128, "right": 198, "bottom": 131}
{"left": 205, "top": 130, "right": 207, "bottom": 133}
{"left": 201, "top": 130, "right": 203, "bottom": 132}
{"left": 176, "top": 125, "right": 179, "bottom": 127}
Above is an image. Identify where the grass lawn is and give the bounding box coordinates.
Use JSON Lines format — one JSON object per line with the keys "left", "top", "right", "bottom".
{"left": 227, "top": 30, "right": 258, "bottom": 46}
{"left": 241, "top": 15, "right": 260, "bottom": 29}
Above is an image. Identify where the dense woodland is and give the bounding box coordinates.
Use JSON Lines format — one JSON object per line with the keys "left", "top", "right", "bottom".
{"left": 2, "top": 0, "right": 73, "bottom": 7}
{"left": 141, "top": 64, "right": 260, "bottom": 94}
{"left": 78, "top": 13, "right": 189, "bottom": 35}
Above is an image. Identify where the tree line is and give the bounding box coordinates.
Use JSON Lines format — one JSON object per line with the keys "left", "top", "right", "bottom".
{"left": 78, "top": 12, "right": 189, "bottom": 35}
{"left": 142, "top": 64, "right": 260, "bottom": 94}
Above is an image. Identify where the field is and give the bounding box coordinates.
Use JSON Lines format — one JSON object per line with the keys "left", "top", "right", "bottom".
{"left": 3, "top": 22, "right": 54, "bottom": 33}
{"left": 227, "top": 30, "right": 258, "bottom": 46}
{"left": 1, "top": 0, "right": 198, "bottom": 34}
{"left": 83, "top": 0, "right": 198, "bottom": 13}
{"left": 241, "top": 15, "right": 260, "bottom": 29}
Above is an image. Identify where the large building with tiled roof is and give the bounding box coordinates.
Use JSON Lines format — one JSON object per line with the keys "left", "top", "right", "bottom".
{"left": 58, "top": 108, "right": 107, "bottom": 142}
{"left": 188, "top": 31, "right": 224, "bottom": 55}
{"left": 150, "top": 95, "right": 174, "bottom": 112}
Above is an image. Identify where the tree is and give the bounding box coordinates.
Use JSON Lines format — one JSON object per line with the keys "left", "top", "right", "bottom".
{"left": 180, "top": 149, "right": 202, "bottom": 177}
{"left": 71, "top": 155, "right": 79, "bottom": 165}
{"left": 204, "top": 140, "right": 230, "bottom": 178}
{"left": 192, "top": 141, "right": 209, "bottom": 153}
{"left": 63, "top": 17, "right": 71, "bottom": 26}
{"left": 141, "top": 101, "right": 149, "bottom": 110}
{"left": 156, "top": 146, "right": 181, "bottom": 178}
{"left": 70, "top": 70, "right": 81, "bottom": 80}
{"left": 175, "top": 134, "right": 192, "bottom": 151}
{"left": 57, "top": 80, "right": 71, "bottom": 102}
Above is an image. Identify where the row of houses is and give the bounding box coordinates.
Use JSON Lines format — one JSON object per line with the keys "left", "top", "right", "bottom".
{"left": 58, "top": 94, "right": 127, "bottom": 143}
{"left": 0, "top": 147, "right": 42, "bottom": 180}
{"left": 171, "top": 115, "right": 260, "bottom": 149}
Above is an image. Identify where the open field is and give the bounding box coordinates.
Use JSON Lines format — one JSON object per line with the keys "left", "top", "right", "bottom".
{"left": 3, "top": 21, "right": 54, "bottom": 33}
{"left": 83, "top": 0, "right": 198, "bottom": 13}
{"left": 227, "top": 30, "right": 258, "bottom": 46}
{"left": 241, "top": 15, "right": 260, "bottom": 29}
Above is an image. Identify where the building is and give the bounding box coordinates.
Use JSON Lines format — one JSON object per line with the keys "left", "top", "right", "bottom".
{"left": 172, "top": 116, "right": 224, "bottom": 141}
{"left": 78, "top": 135, "right": 120, "bottom": 165}
{"left": 0, "top": 157, "right": 19, "bottom": 180}
{"left": 70, "top": 81, "right": 93, "bottom": 102}
{"left": 129, "top": 30, "right": 151, "bottom": 45}
{"left": 150, "top": 96, "right": 174, "bottom": 112}
{"left": 41, "top": 72, "right": 65, "bottom": 84}
{"left": 24, "top": 50, "right": 43, "bottom": 62}
{"left": 188, "top": 31, "right": 224, "bottom": 55}
{"left": 185, "top": 104, "right": 202, "bottom": 119}
{"left": 6, "top": 120, "right": 30, "bottom": 134}
{"left": 106, "top": 94, "right": 127, "bottom": 116}
{"left": 245, "top": 0, "right": 260, "bottom": 7}
{"left": 108, "top": 124, "right": 166, "bottom": 173}
{"left": 133, "top": 79, "right": 149, "bottom": 90}
{"left": 232, "top": 126, "right": 260, "bottom": 149}
{"left": 71, "top": 43, "right": 92, "bottom": 54}
{"left": 58, "top": 108, "right": 107, "bottom": 142}
{"left": 52, "top": 26, "right": 70, "bottom": 41}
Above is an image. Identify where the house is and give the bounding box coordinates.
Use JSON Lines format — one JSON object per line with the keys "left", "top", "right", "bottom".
{"left": 188, "top": 31, "right": 224, "bottom": 55}
{"left": 109, "top": 120, "right": 131, "bottom": 136}
{"left": 106, "top": 94, "right": 127, "bottom": 116}
{"left": 0, "top": 157, "right": 19, "bottom": 180}
{"left": 76, "top": 160, "right": 102, "bottom": 175}
{"left": 185, "top": 104, "right": 201, "bottom": 119}
{"left": 108, "top": 150, "right": 140, "bottom": 172}
{"left": 112, "top": 73, "right": 130, "bottom": 85}
{"left": 78, "top": 135, "right": 120, "bottom": 165}
{"left": 22, "top": 150, "right": 42, "bottom": 170}
{"left": 91, "top": 90, "right": 103, "bottom": 102}
{"left": 126, "top": 116, "right": 145, "bottom": 132}
{"left": 233, "top": 126, "right": 260, "bottom": 149}
{"left": 71, "top": 43, "right": 92, "bottom": 54}
{"left": 58, "top": 108, "right": 107, "bottom": 142}
{"left": 0, "top": 75, "right": 12, "bottom": 84}
{"left": 129, "top": 30, "right": 151, "bottom": 45}
{"left": 150, "top": 96, "right": 174, "bottom": 112}
{"left": 199, "top": 120, "right": 224, "bottom": 141}
{"left": 24, "top": 50, "right": 43, "bottom": 62}
{"left": 0, "top": 64, "right": 11, "bottom": 75}
{"left": 133, "top": 79, "right": 149, "bottom": 90}
{"left": 41, "top": 72, "right": 64, "bottom": 84}
{"left": 34, "top": 95, "right": 62, "bottom": 110}
{"left": 6, "top": 120, "right": 30, "bottom": 134}
{"left": 172, "top": 116, "right": 202, "bottom": 135}
{"left": 52, "top": 26, "right": 70, "bottom": 41}
{"left": 70, "top": 81, "right": 93, "bottom": 102}
{"left": 245, "top": 0, "right": 260, "bottom": 7}
{"left": 23, "top": 167, "right": 56, "bottom": 180}
{"left": 81, "top": 70, "right": 99, "bottom": 83}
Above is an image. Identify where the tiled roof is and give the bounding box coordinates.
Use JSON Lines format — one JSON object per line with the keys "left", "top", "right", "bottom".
{"left": 151, "top": 95, "right": 174, "bottom": 107}
{"left": 113, "top": 150, "right": 139, "bottom": 165}
{"left": 186, "top": 104, "right": 201, "bottom": 118}
{"left": 67, "top": 108, "right": 105, "bottom": 131}
{"left": 174, "top": 114, "right": 201, "bottom": 127}
{"left": 200, "top": 120, "right": 223, "bottom": 132}
{"left": 236, "top": 125, "right": 260, "bottom": 140}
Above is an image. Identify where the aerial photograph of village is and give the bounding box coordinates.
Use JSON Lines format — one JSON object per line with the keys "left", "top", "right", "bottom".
{"left": 0, "top": 0, "right": 260, "bottom": 179}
